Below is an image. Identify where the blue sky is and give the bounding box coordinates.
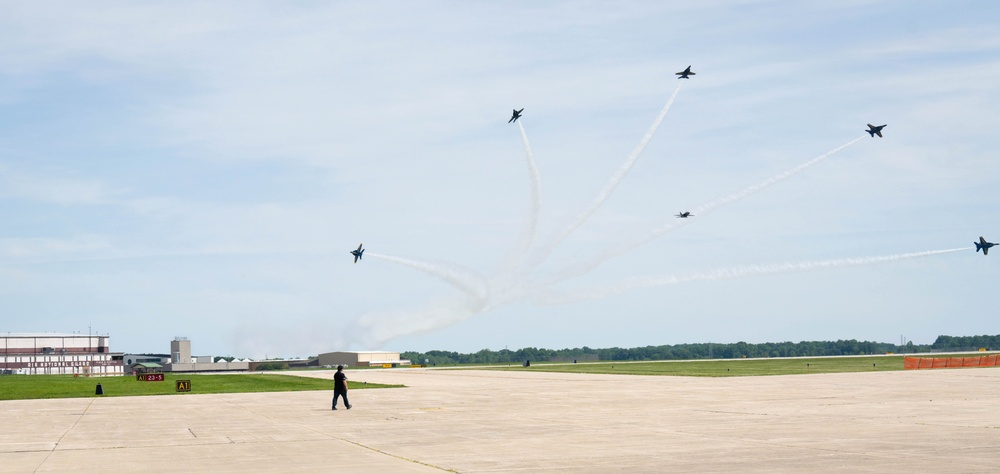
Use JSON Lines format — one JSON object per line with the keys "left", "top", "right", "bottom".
{"left": 2, "top": 1, "right": 999, "bottom": 358}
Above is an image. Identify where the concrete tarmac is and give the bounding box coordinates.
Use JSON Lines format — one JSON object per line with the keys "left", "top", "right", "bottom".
{"left": 2, "top": 367, "right": 999, "bottom": 473}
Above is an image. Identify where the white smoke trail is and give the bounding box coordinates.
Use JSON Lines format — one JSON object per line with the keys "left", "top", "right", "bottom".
{"left": 501, "top": 121, "right": 544, "bottom": 272}
{"left": 530, "top": 82, "right": 685, "bottom": 266}
{"left": 536, "top": 247, "right": 971, "bottom": 305}
{"left": 367, "top": 252, "right": 490, "bottom": 303}
{"left": 691, "top": 137, "right": 864, "bottom": 218}
{"left": 542, "top": 136, "right": 865, "bottom": 285}
{"left": 349, "top": 273, "right": 537, "bottom": 347}
{"left": 351, "top": 296, "right": 482, "bottom": 347}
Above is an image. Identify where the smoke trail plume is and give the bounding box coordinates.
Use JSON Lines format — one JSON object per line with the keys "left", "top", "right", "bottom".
{"left": 530, "top": 82, "right": 684, "bottom": 266}
{"left": 691, "top": 137, "right": 863, "bottom": 218}
{"left": 352, "top": 296, "right": 483, "bottom": 347}
{"left": 501, "top": 121, "right": 544, "bottom": 272}
{"left": 543, "top": 136, "right": 864, "bottom": 285}
{"left": 367, "top": 252, "right": 490, "bottom": 302}
{"left": 536, "top": 247, "right": 971, "bottom": 305}
{"left": 349, "top": 274, "right": 538, "bottom": 347}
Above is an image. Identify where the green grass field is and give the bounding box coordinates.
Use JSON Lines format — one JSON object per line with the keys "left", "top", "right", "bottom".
{"left": 490, "top": 356, "right": 907, "bottom": 377}
{"left": 0, "top": 373, "right": 403, "bottom": 401}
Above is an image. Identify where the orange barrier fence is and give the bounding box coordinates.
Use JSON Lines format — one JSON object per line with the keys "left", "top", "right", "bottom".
{"left": 904, "top": 354, "right": 999, "bottom": 370}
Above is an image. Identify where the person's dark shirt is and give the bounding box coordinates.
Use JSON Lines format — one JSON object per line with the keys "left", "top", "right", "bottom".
{"left": 334, "top": 371, "right": 347, "bottom": 392}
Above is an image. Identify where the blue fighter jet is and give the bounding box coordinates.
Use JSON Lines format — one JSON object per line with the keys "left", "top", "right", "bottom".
{"left": 675, "top": 66, "right": 695, "bottom": 79}
{"left": 351, "top": 243, "right": 365, "bottom": 263}
{"left": 866, "top": 123, "right": 886, "bottom": 138}
{"left": 976, "top": 236, "right": 996, "bottom": 256}
{"left": 508, "top": 108, "right": 523, "bottom": 123}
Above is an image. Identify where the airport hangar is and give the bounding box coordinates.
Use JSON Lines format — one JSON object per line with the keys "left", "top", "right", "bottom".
{"left": 0, "top": 333, "right": 124, "bottom": 375}
{"left": 318, "top": 351, "right": 411, "bottom": 368}
{"left": 159, "top": 341, "right": 411, "bottom": 371}
{"left": 1, "top": 333, "right": 408, "bottom": 374}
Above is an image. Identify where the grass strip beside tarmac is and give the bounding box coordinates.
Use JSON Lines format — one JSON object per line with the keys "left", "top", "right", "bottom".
{"left": 0, "top": 373, "right": 402, "bottom": 400}
{"left": 489, "top": 355, "right": 907, "bottom": 377}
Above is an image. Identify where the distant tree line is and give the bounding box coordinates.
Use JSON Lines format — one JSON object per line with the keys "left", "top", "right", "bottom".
{"left": 401, "top": 334, "right": 1000, "bottom": 366}
{"left": 930, "top": 334, "right": 1000, "bottom": 351}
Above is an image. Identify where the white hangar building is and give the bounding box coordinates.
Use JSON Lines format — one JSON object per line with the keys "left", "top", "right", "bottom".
{"left": 317, "top": 351, "right": 410, "bottom": 368}
{"left": 0, "top": 333, "right": 123, "bottom": 375}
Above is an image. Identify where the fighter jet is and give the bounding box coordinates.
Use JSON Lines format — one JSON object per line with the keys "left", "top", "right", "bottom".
{"left": 675, "top": 66, "right": 695, "bottom": 79}
{"left": 508, "top": 108, "right": 523, "bottom": 123}
{"left": 866, "top": 123, "right": 886, "bottom": 138}
{"left": 350, "top": 243, "right": 365, "bottom": 263}
{"left": 675, "top": 211, "right": 693, "bottom": 218}
{"left": 975, "top": 236, "right": 996, "bottom": 256}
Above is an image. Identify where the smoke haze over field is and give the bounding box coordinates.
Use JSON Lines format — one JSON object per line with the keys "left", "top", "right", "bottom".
{"left": 1, "top": 3, "right": 999, "bottom": 357}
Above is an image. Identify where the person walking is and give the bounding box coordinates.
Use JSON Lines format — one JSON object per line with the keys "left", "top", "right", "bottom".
{"left": 332, "top": 365, "right": 351, "bottom": 410}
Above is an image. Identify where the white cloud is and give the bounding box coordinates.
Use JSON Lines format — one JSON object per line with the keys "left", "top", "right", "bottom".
{"left": 0, "top": 168, "right": 118, "bottom": 205}
{"left": 0, "top": 235, "right": 112, "bottom": 259}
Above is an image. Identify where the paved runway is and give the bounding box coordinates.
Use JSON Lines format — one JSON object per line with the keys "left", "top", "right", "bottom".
{"left": 3, "top": 367, "right": 999, "bottom": 472}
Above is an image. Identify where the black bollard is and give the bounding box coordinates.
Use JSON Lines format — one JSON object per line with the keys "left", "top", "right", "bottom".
{"left": 95, "top": 383, "right": 104, "bottom": 395}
